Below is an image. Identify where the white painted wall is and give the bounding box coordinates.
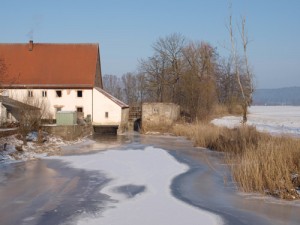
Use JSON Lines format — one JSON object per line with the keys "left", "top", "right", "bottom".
{"left": 92, "top": 88, "right": 122, "bottom": 125}
{"left": 8, "top": 89, "right": 93, "bottom": 119}
{"left": 7, "top": 88, "right": 125, "bottom": 126}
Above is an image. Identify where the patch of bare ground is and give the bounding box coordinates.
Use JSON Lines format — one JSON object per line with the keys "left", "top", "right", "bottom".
{"left": 171, "top": 122, "right": 300, "bottom": 200}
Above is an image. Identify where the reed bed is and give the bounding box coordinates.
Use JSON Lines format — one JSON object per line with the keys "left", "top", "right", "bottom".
{"left": 172, "top": 122, "right": 300, "bottom": 200}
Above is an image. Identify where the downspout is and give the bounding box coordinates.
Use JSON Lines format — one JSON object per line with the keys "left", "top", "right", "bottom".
{"left": 92, "top": 88, "right": 94, "bottom": 124}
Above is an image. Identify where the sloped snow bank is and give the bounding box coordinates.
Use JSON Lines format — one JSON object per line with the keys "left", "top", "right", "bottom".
{"left": 51, "top": 147, "right": 223, "bottom": 225}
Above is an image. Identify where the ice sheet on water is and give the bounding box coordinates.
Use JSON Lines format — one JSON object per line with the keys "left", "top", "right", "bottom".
{"left": 50, "top": 147, "right": 223, "bottom": 225}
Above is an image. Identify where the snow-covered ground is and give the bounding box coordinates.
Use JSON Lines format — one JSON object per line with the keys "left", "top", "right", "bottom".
{"left": 0, "top": 133, "right": 89, "bottom": 163}
{"left": 212, "top": 106, "right": 300, "bottom": 136}
{"left": 51, "top": 147, "right": 223, "bottom": 225}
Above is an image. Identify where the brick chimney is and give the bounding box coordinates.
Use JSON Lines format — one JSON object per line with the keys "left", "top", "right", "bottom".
{"left": 29, "top": 40, "right": 33, "bottom": 51}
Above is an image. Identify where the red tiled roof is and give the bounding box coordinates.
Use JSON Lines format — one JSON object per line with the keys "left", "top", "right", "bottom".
{"left": 0, "top": 42, "right": 101, "bottom": 88}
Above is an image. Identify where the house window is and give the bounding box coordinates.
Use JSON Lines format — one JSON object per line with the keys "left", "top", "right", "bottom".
{"left": 56, "top": 107, "right": 62, "bottom": 112}
{"left": 28, "top": 90, "right": 33, "bottom": 97}
{"left": 77, "top": 107, "right": 83, "bottom": 113}
{"left": 56, "top": 90, "right": 62, "bottom": 97}
{"left": 77, "top": 90, "right": 83, "bottom": 97}
{"left": 105, "top": 112, "right": 109, "bottom": 118}
{"left": 42, "top": 90, "right": 47, "bottom": 97}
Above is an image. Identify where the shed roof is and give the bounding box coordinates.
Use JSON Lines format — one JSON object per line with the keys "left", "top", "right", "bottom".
{"left": 0, "top": 96, "right": 39, "bottom": 110}
{"left": 0, "top": 42, "right": 100, "bottom": 88}
{"left": 95, "top": 87, "right": 129, "bottom": 109}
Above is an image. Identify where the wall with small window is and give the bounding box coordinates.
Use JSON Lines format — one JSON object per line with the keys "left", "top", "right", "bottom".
{"left": 92, "top": 88, "right": 123, "bottom": 125}
{"left": 7, "top": 88, "right": 127, "bottom": 125}
{"left": 8, "top": 89, "right": 92, "bottom": 119}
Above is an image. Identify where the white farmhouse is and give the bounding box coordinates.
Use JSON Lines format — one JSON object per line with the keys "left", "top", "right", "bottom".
{"left": 0, "top": 41, "right": 129, "bottom": 130}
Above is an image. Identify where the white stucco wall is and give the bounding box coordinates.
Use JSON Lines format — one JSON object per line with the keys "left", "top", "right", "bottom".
{"left": 92, "top": 88, "right": 122, "bottom": 125}
{"left": 7, "top": 88, "right": 125, "bottom": 126}
{"left": 8, "top": 89, "right": 93, "bottom": 119}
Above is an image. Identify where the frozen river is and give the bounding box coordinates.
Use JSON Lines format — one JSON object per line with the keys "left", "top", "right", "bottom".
{"left": 0, "top": 133, "right": 300, "bottom": 225}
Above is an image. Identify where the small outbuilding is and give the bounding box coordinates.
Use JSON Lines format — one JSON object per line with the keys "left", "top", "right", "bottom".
{"left": 142, "top": 103, "right": 180, "bottom": 129}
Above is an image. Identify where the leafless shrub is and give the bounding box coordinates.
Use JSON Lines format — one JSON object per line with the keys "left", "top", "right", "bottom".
{"left": 19, "top": 95, "right": 51, "bottom": 145}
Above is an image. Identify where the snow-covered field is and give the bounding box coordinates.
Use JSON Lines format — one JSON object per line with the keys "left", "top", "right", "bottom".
{"left": 51, "top": 147, "right": 223, "bottom": 225}
{"left": 212, "top": 106, "right": 300, "bottom": 136}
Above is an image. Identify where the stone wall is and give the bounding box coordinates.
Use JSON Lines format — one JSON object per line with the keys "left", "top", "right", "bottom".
{"left": 0, "top": 128, "right": 18, "bottom": 138}
{"left": 42, "top": 124, "right": 93, "bottom": 141}
{"left": 142, "top": 103, "right": 180, "bottom": 126}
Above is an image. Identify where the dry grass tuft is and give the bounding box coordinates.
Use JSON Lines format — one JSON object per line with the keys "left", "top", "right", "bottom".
{"left": 172, "top": 122, "right": 220, "bottom": 147}
{"left": 172, "top": 122, "right": 300, "bottom": 200}
{"left": 141, "top": 121, "right": 173, "bottom": 134}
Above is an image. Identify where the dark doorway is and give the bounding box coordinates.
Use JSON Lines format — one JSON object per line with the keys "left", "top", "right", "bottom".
{"left": 134, "top": 118, "right": 141, "bottom": 132}
{"left": 93, "top": 125, "right": 118, "bottom": 135}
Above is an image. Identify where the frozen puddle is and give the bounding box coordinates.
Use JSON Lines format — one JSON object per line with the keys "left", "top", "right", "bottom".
{"left": 52, "top": 147, "right": 223, "bottom": 225}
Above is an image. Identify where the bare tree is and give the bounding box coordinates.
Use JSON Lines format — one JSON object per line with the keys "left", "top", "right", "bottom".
{"left": 239, "top": 17, "right": 254, "bottom": 106}
{"left": 183, "top": 42, "right": 217, "bottom": 80}
{"left": 216, "top": 57, "right": 241, "bottom": 112}
{"left": 137, "top": 31, "right": 252, "bottom": 121}
{"left": 181, "top": 42, "right": 218, "bottom": 119}
{"left": 136, "top": 72, "right": 147, "bottom": 105}
{"left": 122, "top": 72, "right": 139, "bottom": 106}
{"left": 228, "top": 13, "right": 254, "bottom": 123}
{"left": 152, "top": 33, "right": 185, "bottom": 102}
{"left": 139, "top": 55, "right": 167, "bottom": 102}
{"left": 103, "top": 74, "right": 124, "bottom": 101}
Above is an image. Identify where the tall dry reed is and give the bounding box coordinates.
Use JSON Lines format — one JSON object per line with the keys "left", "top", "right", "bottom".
{"left": 172, "top": 122, "right": 300, "bottom": 200}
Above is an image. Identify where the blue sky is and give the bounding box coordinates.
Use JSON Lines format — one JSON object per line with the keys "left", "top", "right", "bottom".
{"left": 1, "top": 0, "right": 299, "bottom": 89}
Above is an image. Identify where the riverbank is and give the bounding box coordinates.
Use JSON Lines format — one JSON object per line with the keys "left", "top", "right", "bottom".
{"left": 0, "top": 133, "right": 90, "bottom": 163}
{"left": 172, "top": 123, "right": 300, "bottom": 200}
{"left": 143, "top": 106, "right": 300, "bottom": 200}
